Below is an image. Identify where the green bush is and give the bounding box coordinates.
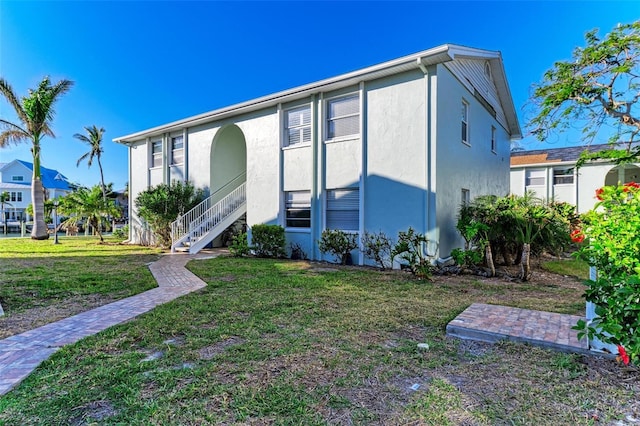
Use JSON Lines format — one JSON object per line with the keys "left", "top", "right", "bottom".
{"left": 318, "top": 229, "right": 358, "bottom": 265}
{"left": 361, "top": 230, "right": 393, "bottom": 270}
{"left": 250, "top": 224, "right": 286, "bottom": 258}
{"left": 392, "top": 227, "right": 434, "bottom": 279}
{"left": 451, "top": 248, "right": 482, "bottom": 268}
{"left": 229, "top": 232, "right": 249, "bottom": 257}
{"left": 112, "top": 224, "right": 129, "bottom": 240}
{"left": 573, "top": 183, "right": 640, "bottom": 365}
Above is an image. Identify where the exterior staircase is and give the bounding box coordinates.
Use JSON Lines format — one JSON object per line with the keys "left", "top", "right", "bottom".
{"left": 171, "top": 175, "right": 246, "bottom": 254}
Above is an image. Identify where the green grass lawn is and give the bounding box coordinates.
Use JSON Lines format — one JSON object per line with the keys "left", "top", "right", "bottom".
{"left": 1, "top": 255, "right": 637, "bottom": 424}
{"left": 0, "top": 236, "right": 160, "bottom": 315}
{"left": 542, "top": 257, "right": 590, "bottom": 280}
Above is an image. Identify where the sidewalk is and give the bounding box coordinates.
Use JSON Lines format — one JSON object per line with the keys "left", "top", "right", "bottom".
{"left": 0, "top": 252, "right": 217, "bottom": 396}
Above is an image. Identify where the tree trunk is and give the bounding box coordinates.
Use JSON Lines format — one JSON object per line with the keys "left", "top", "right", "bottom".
{"left": 520, "top": 243, "right": 531, "bottom": 281}
{"left": 31, "top": 177, "right": 49, "bottom": 240}
{"left": 485, "top": 244, "right": 495, "bottom": 277}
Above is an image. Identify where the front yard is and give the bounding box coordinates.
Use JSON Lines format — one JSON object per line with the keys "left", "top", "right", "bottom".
{"left": 0, "top": 250, "right": 637, "bottom": 424}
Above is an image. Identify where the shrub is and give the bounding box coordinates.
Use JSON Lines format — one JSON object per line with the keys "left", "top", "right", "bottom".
{"left": 251, "top": 224, "right": 286, "bottom": 258}
{"left": 361, "top": 230, "right": 393, "bottom": 270}
{"left": 391, "top": 227, "right": 434, "bottom": 279}
{"left": 229, "top": 232, "right": 249, "bottom": 257}
{"left": 112, "top": 224, "right": 129, "bottom": 240}
{"left": 289, "top": 242, "right": 308, "bottom": 260}
{"left": 134, "top": 180, "right": 206, "bottom": 247}
{"left": 318, "top": 229, "right": 358, "bottom": 265}
{"left": 451, "top": 248, "right": 482, "bottom": 268}
{"left": 573, "top": 183, "right": 640, "bottom": 365}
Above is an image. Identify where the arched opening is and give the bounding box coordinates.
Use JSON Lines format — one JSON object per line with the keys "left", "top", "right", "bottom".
{"left": 210, "top": 124, "right": 247, "bottom": 203}
{"left": 604, "top": 164, "right": 640, "bottom": 186}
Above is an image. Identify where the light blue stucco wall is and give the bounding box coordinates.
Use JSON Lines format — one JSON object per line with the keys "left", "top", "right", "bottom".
{"left": 364, "top": 70, "right": 428, "bottom": 249}
{"left": 434, "top": 64, "right": 511, "bottom": 256}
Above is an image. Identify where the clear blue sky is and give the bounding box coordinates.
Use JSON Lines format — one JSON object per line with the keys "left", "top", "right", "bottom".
{"left": 0, "top": 1, "right": 637, "bottom": 190}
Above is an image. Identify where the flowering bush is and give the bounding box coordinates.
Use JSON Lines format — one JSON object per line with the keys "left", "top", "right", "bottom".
{"left": 574, "top": 182, "right": 640, "bottom": 365}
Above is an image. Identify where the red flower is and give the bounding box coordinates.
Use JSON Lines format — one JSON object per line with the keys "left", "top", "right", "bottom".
{"left": 595, "top": 187, "right": 604, "bottom": 200}
{"left": 617, "top": 345, "right": 630, "bottom": 365}
{"left": 570, "top": 229, "right": 584, "bottom": 243}
{"left": 623, "top": 182, "right": 640, "bottom": 192}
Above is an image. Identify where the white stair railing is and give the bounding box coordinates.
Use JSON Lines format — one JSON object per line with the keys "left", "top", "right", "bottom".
{"left": 189, "top": 182, "right": 246, "bottom": 245}
{"left": 171, "top": 172, "right": 246, "bottom": 246}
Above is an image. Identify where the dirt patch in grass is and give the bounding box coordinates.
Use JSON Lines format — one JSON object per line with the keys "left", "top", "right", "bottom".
{"left": 0, "top": 293, "right": 122, "bottom": 339}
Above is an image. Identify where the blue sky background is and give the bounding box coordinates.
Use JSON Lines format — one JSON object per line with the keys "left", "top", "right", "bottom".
{"left": 0, "top": 1, "right": 638, "bottom": 189}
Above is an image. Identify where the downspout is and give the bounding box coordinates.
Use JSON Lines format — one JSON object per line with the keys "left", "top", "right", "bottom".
{"left": 417, "top": 58, "right": 435, "bottom": 250}
{"left": 127, "top": 143, "right": 133, "bottom": 243}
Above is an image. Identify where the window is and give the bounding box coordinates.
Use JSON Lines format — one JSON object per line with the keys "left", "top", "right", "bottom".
{"left": 553, "top": 168, "right": 574, "bottom": 185}
{"left": 285, "top": 191, "right": 311, "bottom": 228}
{"left": 10, "top": 192, "right": 22, "bottom": 202}
{"left": 484, "top": 62, "right": 491, "bottom": 79}
{"left": 461, "top": 188, "right": 470, "bottom": 206}
{"left": 151, "top": 140, "right": 162, "bottom": 168}
{"left": 461, "top": 100, "right": 469, "bottom": 144}
{"left": 327, "top": 94, "right": 359, "bottom": 139}
{"left": 171, "top": 136, "right": 184, "bottom": 165}
{"left": 285, "top": 106, "right": 311, "bottom": 147}
{"left": 326, "top": 188, "right": 359, "bottom": 231}
{"left": 491, "top": 126, "right": 496, "bottom": 153}
{"left": 526, "top": 169, "right": 546, "bottom": 186}
{"left": 11, "top": 176, "right": 24, "bottom": 182}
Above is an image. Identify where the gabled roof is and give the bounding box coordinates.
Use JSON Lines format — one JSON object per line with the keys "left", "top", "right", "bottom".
{"left": 0, "top": 160, "right": 72, "bottom": 190}
{"left": 114, "top": 44, "right": 521, "bottom": 143}
{"left": 510, "top": 143, "right": 636, "bottom": 165}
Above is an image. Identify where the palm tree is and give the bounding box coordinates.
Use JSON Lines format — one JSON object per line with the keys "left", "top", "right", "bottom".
{"left": 59, "top": 184, "right": 121, "bottom": 242}
{"left": 0, "top": 191, "right": 11, "bottom": 234}
{"left": 0, "top": 76, "right": 74, "bottom": 240}
{"left": 74, "top": 125, "right": 107, "bottom": 201}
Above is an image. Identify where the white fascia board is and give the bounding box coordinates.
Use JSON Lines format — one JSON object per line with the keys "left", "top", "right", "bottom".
{"left": 114, "top": 45, "right": 455, "bottom": 144}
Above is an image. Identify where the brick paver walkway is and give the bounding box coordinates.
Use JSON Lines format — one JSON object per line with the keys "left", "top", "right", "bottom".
{"left": 447, "top": 303, "right": 592, "bottom": 355}
{"left": 0, "top": 252, "right": 218, "bottom": 396}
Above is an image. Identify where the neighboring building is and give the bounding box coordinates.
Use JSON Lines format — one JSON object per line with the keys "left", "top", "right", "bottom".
{"left": 115, "top": 44, "right": 522, "bottom": 262}
{"left": 0, "top": 160, "right": 72, "bottom": 222}
{"left": 510, "top": 144, "right": 640, "bottom": 213}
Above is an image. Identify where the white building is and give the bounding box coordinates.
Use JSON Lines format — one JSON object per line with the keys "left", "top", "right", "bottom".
{"left": 115, "top": 44, "right": 522, "bottom": 262}
{"left": 510, "top": 144, "right": 640, "bottom": 213}
{"left": 0, "top": 159, "right": 72, "bottom": 223}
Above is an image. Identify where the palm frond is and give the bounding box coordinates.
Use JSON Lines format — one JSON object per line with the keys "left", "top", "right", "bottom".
{"left": 0, "top": 78, "right": 29, "bottom": 125}
{"left": 0, "top": 127, "right": 30, "bottom": 147}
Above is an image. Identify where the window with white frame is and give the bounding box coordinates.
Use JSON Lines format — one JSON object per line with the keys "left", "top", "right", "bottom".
{"left": 11, "top": 176, "right": 24, "bottom": 182}
{"left": 461, "top": 188, "right": 470, "bottom": 206}
{"left": 171, "top": 136, "right": 184, "bottom": 165}
{"left": 461, "top": 100, "right": 469, "bottom": 144}
{"left": 10, "top": 192, "right": 22, "bottom": 202}
{"left": 285, "top": 105, "right": 311, "bottom": 147}
{"left": 526, "top": 169, "right": 546, "bottom": 186}
{"left": 151, "top": 140, "right": 162, "bottom": 168}
{"left": 490, "top": 126, "right": 496, "bottom": 153}
{"left": 553, "top": 168, "right": 574, "bottom": 185}
{"left": 327, "top": 94, "right": 359, "bottom": 139}
{"left": 326, "top": 188, "right": 359, "bottom": 231}
{"left": 285, "top": 191, "right": 311, "bottom": 228}
{"left": 484, "top": 62, "right": 491, "bottom": 79}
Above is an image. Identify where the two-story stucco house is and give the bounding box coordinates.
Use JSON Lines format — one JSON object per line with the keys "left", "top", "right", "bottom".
{"left": 0, "top": 159, "right": 72, "bottom": 223}
{"left": 115, "top": 44, "right": 522, "bottom": 263}
{"left": 510, "top": 144, "right": 640, "bottom": 213}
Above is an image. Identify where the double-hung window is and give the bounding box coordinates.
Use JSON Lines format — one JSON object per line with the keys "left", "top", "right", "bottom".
{"left": 11, "top": 176, "right": 24, "bottom": 182}
{"left": 171, "top": 136, "right": 184, "bottom": 165}
{"left": 553, "top": 168, "right": 574, "bottom": 185}
{"left": 10, "top": 192, "right": 22, "bottom": 202}
{"left": 285, "top": 106, "right": 311, "bottom": 147}
{"left": 461, "top": 100, "right": 469, "bottom": 145}
{"left": 327, "top": 94, "right": 359, "bottom": 139}
{"left": 326, "top": 188, "right": 359, "bottom": 231}
{"left": 151, "top": 140, "right": 163, "bottom": 168}
{"left": 285, "top": 191, "right": 311, "bottom": 228}
{"left": 461, "top": 188, "right": 470, "bottom": 206}
{"left": 526, "top": 169, "right": 546, "bottom": 186}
